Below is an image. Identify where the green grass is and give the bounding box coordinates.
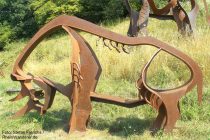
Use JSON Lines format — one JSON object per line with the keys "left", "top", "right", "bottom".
{"left": 0, "top": 14, "right": 210, "bottom": 139}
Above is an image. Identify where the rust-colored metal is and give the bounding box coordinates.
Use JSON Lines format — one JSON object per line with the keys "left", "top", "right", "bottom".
{"left": 0, "top": 70, "right": 4, "bottom": 78}
{"left": 0, "top": 62, "right": 4, "bottom": 78}
{"left": 124, "top": 0, "right": 209, "bottom": 35}
{"left": 10, "top": 15, "right": 203, "bottom": 133}
{"left": 203, "top": 0, "right": 210, "bottom": 24}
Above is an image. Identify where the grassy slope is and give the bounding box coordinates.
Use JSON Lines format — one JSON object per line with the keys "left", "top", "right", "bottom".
{"left": 0, "top": 15, "right": 210, "bottom": 139}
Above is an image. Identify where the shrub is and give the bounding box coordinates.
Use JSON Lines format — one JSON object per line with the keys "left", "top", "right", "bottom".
{"left": 0, "top": 0, "right": 37, "bottom": 49}
{"left": 0, "top": 0, "right": 171, "bottom": 49}
{"left": 0, "top": 24, "right": 13, "bottom": 50}
{"left": 30, "top": 0, "right": 81, "bottom": 25}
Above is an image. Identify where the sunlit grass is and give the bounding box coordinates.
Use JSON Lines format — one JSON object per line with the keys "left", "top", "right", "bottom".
{"left": 0, "top": 15, "right": 210, "bottom": 140}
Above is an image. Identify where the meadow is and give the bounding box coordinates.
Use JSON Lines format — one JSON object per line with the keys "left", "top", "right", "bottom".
{"left": 0, "top": 14, "right": 210, "bottom": 139}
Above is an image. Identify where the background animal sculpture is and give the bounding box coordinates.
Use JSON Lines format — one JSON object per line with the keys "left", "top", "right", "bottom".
{"left": 125, "top": 0, "right": 209, "bottom": 36}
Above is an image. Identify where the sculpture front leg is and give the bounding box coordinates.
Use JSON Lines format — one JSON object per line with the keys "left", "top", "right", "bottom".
{"left": 12, "top": 99, "right": 43, "bottom": 118}
{"left": 69, "top": 85, "right": 92, "bottom": 132}
{"left": 63, "top": 26, "right": 102, "bottom": 132}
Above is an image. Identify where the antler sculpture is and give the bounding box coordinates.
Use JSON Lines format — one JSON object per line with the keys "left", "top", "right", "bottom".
{"left": 125, "top": 0, "right": 209, "bottom": 36}
{"left": 10, "top": 15, "right": 203, "bottom": 133}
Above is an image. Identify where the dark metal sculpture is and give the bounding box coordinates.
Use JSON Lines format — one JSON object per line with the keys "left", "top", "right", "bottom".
{"left": 10, "top": 15, "right": 203, "bottom": 133}
{"left": 125, "top": 0, "right": 150, "bottom": 36}
{"left": 125, "top": 0, "right": 209, "bottom": 36}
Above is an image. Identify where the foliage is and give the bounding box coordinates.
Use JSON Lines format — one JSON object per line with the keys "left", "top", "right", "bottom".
{"left": 0, "top": 0, "right": 198, "bottom": 49}
{"left": 0, "top": 0, "right": 123, "bottom": 49}
{"left": 103, "top": 0, "right": 126, "bottom": 20}
{"left": 0, "top": 24, "right": 13, "bottom": 50}
{"left": 0, "top": 0, "right": 37, "bottom": 49}
{"left": 78, "top": 0, "right": 126, "bottom": 22}
{"left": 30, "top": 0, "right": 81, "bottom": 25}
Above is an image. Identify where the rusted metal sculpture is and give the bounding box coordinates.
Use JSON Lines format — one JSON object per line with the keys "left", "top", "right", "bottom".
{"left": 10, "top": 15, "right": 203, "bottom": 133}
{"left": 125, "top": 0, "right": 209, "bottom": 36}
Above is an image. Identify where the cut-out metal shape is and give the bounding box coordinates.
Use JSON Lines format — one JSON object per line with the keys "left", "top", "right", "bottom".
{"left": 10, "top": 15, "right": 203, "bottom": 133}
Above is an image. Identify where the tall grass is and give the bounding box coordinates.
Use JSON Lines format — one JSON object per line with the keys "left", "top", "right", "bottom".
{"left": 0, "top": 15, "right": 210, "bottom": 139}
{"left": 18, "top": 17, "right": 210, "bottom": 89}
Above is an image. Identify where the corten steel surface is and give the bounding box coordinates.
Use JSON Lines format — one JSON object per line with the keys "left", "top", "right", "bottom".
{"left": 10, "top": 15, "right": 203, "bottom": 133}
{"left": 124, "top": 0, "right": 208, "bottom": 36}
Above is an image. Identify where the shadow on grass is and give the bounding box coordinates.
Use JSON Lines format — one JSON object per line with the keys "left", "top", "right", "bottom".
{"left": 26, "top": 109, "right": 70, "bottom": 132}
{"left": 24, "top": 110, "right": 153, "bottom": 138}
{"left": 89, "top": 116, "right": 153, "bottom": 137}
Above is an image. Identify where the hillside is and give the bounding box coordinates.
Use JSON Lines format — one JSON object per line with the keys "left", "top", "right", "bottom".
{"left": 0, "top": 17, "right": 210, "bottom": 140}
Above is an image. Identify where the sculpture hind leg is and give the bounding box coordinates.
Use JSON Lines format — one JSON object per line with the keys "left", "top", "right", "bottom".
{"left": 138, "top": 72, "right": 180, "bottom": 133}
{"left": 151, "top": 101, "right": 180, "bottom": 133}
{"left": 137, "top": 78, "right": 167, "bottom": 132}
{"left": 150, "top": 104, "right": 167, "bottom": 132}
{"left": 161, "top": 99, "right": 181, "bottom": 132}
{"left": 148, "top": 89, "right": 182, "bottom": 133}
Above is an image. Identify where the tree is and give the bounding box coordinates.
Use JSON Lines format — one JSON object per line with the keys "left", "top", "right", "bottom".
{"left": 30, "top": 0, "right": 81, "bottom": 25}
{"left": 0, "top": 0, "right": 37, "bottom": 49}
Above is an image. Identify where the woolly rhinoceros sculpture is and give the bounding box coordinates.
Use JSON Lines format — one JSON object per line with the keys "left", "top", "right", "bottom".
{"left": 10, "top": 15, "right": 203, "bottom": 133}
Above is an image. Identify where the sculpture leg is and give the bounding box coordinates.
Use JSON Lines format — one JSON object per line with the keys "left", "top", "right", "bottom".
{"left": 10, "top": 81, "right": 31, "bottom": 102}
{"left": 63, "top": 27, "right": 101, "bottom": 133}
{"left": 9, "top": 91, "right": 27, "bottom": 102}
{"left": 69, "top": 85, "right": 92, "bottom": 132}
{"left": 138, "top": 81, "right": 167, "bottom": 133}
{"left": 172, "top": 2, "right": 196, "bottom": 35}
{"left": 151, "top": 100, "right": 180, "bottom": 133}
{"left": 162, "top": 100, "right": 180, "bottom": 132}
{"left": 12, "top": 99, "right": 43, "bottom": 118}
{"left": 172, "top": 5, "right": 187, "bottom": 35}
{"left": 151, "top": 104, "right": 167, "bottom": 132}
{"left": 138, "top": 0, "right": 150, "bottom": 36}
